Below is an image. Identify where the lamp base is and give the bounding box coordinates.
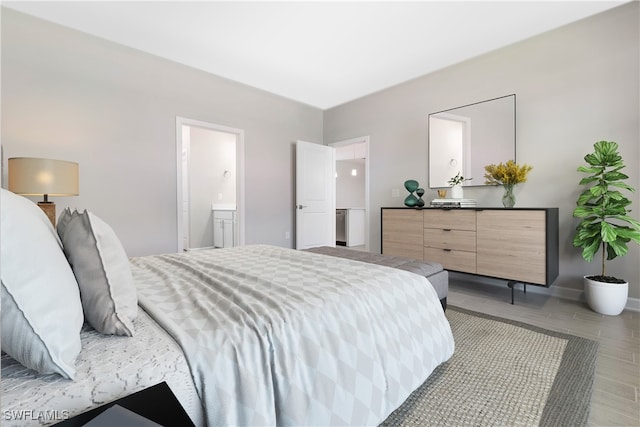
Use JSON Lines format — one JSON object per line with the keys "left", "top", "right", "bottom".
{"left": 38, "top": 201, "right": 56, "bottom": 227}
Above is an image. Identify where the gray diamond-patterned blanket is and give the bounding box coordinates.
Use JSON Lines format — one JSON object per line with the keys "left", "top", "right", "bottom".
{"left": 381, "top": 306, "right": 598, "bottom": 427}
{"left": 131, "top": 245, "right": 455, "bottom": 426}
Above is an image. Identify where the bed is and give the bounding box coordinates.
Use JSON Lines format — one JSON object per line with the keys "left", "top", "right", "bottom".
{"left": 1, "top": 188, "right": 455, "bottom": 426}
{"left": 303, "top": 245, "right": 448, "bottom": 310}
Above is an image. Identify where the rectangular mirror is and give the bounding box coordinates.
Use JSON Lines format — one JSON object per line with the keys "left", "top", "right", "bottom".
{"left": 428, "top": 94, "right": 516, "bottom": 188}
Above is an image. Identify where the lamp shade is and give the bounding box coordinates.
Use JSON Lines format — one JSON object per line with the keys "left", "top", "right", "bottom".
{"left": 8, "top": 158, "right": 79, "bottom": 197}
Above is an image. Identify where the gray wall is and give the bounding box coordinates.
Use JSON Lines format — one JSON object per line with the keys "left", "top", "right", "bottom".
{"left": 2, "top": 5, "right": 638, "bottom": 299}
{"left": 1, "top": 8, "right": 323, "bottom": 256}
{"left": 324, "top": 3, "right": 639, "bottom": 298}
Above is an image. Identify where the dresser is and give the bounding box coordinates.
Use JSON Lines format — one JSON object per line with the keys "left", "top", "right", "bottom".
{"left": 381, "top": 207, "right": 559, "bottom": 302}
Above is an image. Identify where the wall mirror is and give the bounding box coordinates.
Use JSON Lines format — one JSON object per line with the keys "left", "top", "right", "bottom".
{"left": 428, "top": 94, "right": 516, "bottom": 188}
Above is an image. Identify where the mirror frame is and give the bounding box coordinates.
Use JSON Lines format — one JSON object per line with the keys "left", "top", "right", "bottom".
{"left": 428, "top": 94, "right": 516, "bottom": 188}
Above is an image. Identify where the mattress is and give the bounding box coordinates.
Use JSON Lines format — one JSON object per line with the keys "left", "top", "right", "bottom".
{"left": 1, "top": 308, "right": 204, "bottom": 426}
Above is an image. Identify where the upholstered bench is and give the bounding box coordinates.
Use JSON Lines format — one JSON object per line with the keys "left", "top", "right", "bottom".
{"left": 304, "top": 246, "right": 448, "bottom": 310}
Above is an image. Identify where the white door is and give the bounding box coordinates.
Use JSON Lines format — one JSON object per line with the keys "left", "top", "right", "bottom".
{"left": 295, "top": 141, "right": 335, "bottom": 249}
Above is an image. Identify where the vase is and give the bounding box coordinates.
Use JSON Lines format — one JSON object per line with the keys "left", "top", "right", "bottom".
{"left": 450, "top": 185, "right": 463, "bottom": 199}
{"left": 584, "top": 276, "right": 628, "bottom": 316}
{"left": 502, "top": 184, "right": 516, "bottom": 208}
{"left": 404, "top": 180, "right": 420, "bottom": 207}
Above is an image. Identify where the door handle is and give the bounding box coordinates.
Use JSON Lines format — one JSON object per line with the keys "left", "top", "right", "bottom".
{"left": 297, "top": 205, "right": 308, "bottom": 210}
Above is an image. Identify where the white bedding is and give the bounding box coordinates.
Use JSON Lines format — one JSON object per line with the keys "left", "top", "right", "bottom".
{"left": 2, "top": 244, "right": 454, "bottom": 427}
{"left": 1, "top": 309, "right": 204, "bottom": 426}
{"left": 131, "top": 245, "right": 455, "bottom": 426}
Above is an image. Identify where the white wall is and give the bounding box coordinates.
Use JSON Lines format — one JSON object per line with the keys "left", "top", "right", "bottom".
{"left": 336, "top": 159, "right": 365, "bottom": 208}
{"left": 1, "top": 8, "right": 323, "bottom": 256}
{"left": 324, "top": 3, "right": 640, "bottom": 298}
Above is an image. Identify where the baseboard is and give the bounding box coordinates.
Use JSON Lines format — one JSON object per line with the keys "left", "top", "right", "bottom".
{"left": 625, "top": 296, "right": 640, "bottom": 312}
{"left": 450, "top": 273, "right": 640, "bottom": 312}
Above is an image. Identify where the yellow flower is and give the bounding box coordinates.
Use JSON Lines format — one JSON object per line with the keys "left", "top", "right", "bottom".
{"left": 484, "top": 160, "right": 532, "bottom": 186}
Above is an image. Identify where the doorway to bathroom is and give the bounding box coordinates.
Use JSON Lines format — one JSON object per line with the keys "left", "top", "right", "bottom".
{"left": 176, "top": 117, "right": 245, "bottom": 252}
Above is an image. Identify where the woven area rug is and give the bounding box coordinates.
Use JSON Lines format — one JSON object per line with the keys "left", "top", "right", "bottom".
{"left": 381, "top": 306, "right": 599, "bottom": 427}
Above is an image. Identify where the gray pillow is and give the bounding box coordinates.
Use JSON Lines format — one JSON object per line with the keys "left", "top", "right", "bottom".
{"left": 0, "top": 189, "right": 83, "bottom": 379}
{"left": 58, "top": 209, "right": 138, "bottom": 336}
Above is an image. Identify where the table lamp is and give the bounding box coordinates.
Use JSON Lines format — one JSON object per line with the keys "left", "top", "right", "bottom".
{"left": 8, "top": 157, "right": 79, "bottom": 226}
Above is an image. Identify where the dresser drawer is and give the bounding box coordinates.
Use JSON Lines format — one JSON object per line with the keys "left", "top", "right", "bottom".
{"left": 381, "top": 209, "right": 423, "bottom": 260}
{"left": 423, "top": 209, "right": 476, "bottom": 231}
{"left": 476, "top": 210, "right": 548, "bottom": 284}
{"left": 424, "top": 247, "right": 476, "bottom": 273}
{"left": 424, "top": 228, "right": 476, "bottom": 252}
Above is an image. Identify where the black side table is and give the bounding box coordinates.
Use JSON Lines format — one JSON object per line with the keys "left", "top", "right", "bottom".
{"left": 55, "top": 381, "right": 195, "bottom": 426}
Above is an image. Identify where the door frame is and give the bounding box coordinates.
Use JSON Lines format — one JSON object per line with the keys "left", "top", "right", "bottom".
{"left": 176, "top": 117, "right": 245, "bottom": 252}
{"left": 330, "top": 136, "right": 370, "bottom": 251}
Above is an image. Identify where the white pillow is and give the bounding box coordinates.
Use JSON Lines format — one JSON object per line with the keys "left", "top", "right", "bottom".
{"left": 57, "top": 209, "right": 137, "bottom": 336}
{"left": 0, "top": 189, "right": 83, "bottom": 379}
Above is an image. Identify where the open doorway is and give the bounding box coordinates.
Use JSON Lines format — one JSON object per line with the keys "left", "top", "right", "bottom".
{"left": 330, "top": 136, "right": 370, "bottom": 251}
{"left": 176, "top": 117, "right": 245, "bottom": 252}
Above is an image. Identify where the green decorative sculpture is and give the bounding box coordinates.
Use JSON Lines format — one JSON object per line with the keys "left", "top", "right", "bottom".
{"left": 416, "top": 188, "right": 425, "bottom": 207}
{"left": 404, "top": 180, "right": 422, "bottom": 207}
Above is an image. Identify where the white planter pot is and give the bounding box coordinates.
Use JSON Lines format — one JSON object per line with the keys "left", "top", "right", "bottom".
{"left": 450, "top": 185, "right": 463, "bottom": 199}
{"left": 584, "top": 276, "right": 628, "bottom": 316}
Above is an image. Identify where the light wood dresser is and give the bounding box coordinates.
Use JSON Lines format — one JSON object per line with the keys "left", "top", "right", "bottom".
{"left": 381, "top": 207, "right": 559, "bottom": 303}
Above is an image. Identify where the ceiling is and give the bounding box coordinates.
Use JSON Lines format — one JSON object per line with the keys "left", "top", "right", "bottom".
{"left": 4, "top": 1, "right": 628, "bottom": 109}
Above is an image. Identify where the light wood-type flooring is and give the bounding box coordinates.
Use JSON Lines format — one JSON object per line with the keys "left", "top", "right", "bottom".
{"left": 448, "top": 275, "right": 639, "bottom": 427}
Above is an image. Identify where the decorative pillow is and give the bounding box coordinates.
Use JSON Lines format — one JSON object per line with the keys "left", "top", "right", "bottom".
{"left": 57, "top": 209, "right": 138, "bottom": 336}
{"left": 0, "top": 189, "right": 83, "bottom": 379}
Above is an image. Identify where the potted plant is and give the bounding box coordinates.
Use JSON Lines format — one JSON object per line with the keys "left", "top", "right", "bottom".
{"left": 572, "top": 140, "right": 640, "bottom": 315}
{"left": 448, "top": 172, "right": 471, "bottom": 199}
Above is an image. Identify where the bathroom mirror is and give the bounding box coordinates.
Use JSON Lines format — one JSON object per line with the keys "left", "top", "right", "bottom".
{"left": 428, "top": 94, "right": 516, "bottom": 188}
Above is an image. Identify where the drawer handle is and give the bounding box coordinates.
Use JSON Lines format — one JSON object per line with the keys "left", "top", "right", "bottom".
{"left": 442, "top": 228, "right": 452, "bottom": 231}
{"left": 443, "top": 249, "right": 452, "bottom": 252}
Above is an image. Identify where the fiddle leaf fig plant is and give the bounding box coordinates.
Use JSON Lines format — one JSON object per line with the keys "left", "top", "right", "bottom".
{"left": 572, "top": 140, "right": 640, "bottom": 282}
